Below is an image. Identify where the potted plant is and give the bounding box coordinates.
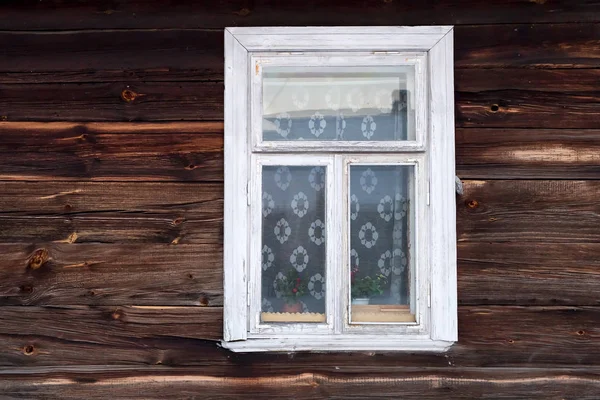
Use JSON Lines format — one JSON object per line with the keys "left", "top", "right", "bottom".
{"left": 274, "top": 269, "right": 308, "bottom": 313}
{"left": 351, "top": 266, "right": 387, "bottom": 305}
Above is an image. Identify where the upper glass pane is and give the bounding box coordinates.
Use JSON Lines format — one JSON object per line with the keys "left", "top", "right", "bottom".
{"left": 262, "top": 66, "right": 415, "bottom": 142}
{"left": 261, "top": 165, "right": 327, "bottom": 323}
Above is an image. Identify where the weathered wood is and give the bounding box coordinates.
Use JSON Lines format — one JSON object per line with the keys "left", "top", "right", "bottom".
{"left": 2, "top": 122, "right": 600, "bottom": 180}
{"left": 4, "top": 69, "right": 600, "bottom": 124}
{"left": 0, "top": 82, "right": 223, "bottom": 122}
{"left": 458, "top": 180, "right": 600, "bottom": 242}
{"left": 455, "top": 23, "right": 600, "bottom": 68}
{"left": 0, "top": 24, "right": 598, "bottom": 85}
{"left": 0, "top": 216, "right": 222, "bottom": 245}
{"left": 1, "top": 306, "right": 599, "bottom": 367}
{"left": 1, "top": 367, "right": 599, "bottom": 400}
{"left": 0, "top": 244, "right": 223, "bottom": 306}
{"left": 0, "top": 181, "right": 223, "bottom": 244}
{"left": 0, "top": 181, "right": 222, "bottom": 216}
{"left": 0, "top": 30, "right": 224, "bottom": 83}
{"left": 456, "top": 69, "right": 600, "bottom": 129}
{"left": 456, "top": 128, "right": 600, "bottom": 179}
{"left": 0, "top": 122, "right": 223, "bottom": 181}
{"left": 0, "top": 241, "right": 597, "bottom": 307}
{"left": 2, "top": 1, "right": 600, "bottom": 30}
{"left": 458, "top": 242, "right": 600, "bottom": 306}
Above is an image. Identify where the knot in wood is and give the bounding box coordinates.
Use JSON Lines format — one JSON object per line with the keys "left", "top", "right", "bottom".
{"left": 199, "top": 296, "right": 210, "bottom": 307}
{"left": 466, "top": 199, "right": 479, "bottom": 209}
{"left": 121, "top": 89, "right": 138, "bottom": 102}
{"left": 490, "top": 104, "right": 500, "bottom": 112}
{"left": 23, "top": 345, "right": 35, "bottom": 356}
{"left": 28, "top": 248, "right": 49, "bottom": 270}
{"left": 112, "top": 309, "right": 124, "bottom": 320}
{"left": 20, "top": 284, "right": 33, "bottom": 294}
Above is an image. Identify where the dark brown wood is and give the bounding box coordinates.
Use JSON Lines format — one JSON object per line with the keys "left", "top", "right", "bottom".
{"left": 455, "top": 23, "right": 600, "bottom": 68}
{"left": 0, "top": 181, "right": 223, "bottom": 244}
{"left": 2, "top": 122, "right": 600, "bottom": 181}
{"left": 0, "top": 181, "right": 222, "bottom": 216}
{"left": 2, "top": 1, "right": 600, "bottom": 30}
{"left": 4, "top": 69, "right": 600, "bottom": 124}
{"left": 0, "top": 244, "right": 223, "bottom": 307}
{"left": 0, "top": 122, "right": 223, "bottom": 181}
{"left": 2, "top": 367, "right": 599, "bottom": 400}
{"left": 0, "top": 82, "right": 223, "bottom": 122}
{"left": 456, "top": 69, "right": 600, "bottom": 129}
{"left": 1, "top": 306, "right": 600, "bottom": 368}
{"left": 0, "top": 29, "right": 224, "bottom": 83}
{"left": 456, "top": 128, "right": 600, "bottom": 179}
{"left": 1, "top": 241, "right": 598, "bottom": 307}
{"left": 458, "top": 242, "right": 600, "bottom": 306}
{"left": 458, "top": 180, "right": 600, "bottom": 242}
{"left": 1, "top": 24, "right": 599, "bottom": 86}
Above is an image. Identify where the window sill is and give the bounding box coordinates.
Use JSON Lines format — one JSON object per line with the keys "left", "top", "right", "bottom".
{"left": 220, "top": 336, "right": 453, "bottom": 353}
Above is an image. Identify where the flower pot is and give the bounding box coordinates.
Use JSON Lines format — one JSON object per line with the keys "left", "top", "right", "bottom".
{"left": 352, "top": 298, "right": 370, "bottom": 305}
{"left": 282, "top": 302, "right": 302, "bottom": 313}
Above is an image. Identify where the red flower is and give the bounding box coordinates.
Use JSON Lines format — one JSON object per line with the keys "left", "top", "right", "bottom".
{"left": 292, "top": 288, "right": 298, "bottom": 293}
{"left": 296, "top": 278, "right": 301, "bottom": 283}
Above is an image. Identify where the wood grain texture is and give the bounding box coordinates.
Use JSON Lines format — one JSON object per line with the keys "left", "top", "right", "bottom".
{"left": 0, "top": 244, "right": 223, "bottom": 306}
{"left": 4, "top": 69, "right": 600, "bottom": 124}
{"left": 458, "top": 180, "right": 600, "bottom": 242}
{"left": 458, "top": 242, "right": 600, "bottom": 306}
{"left": 0, "top": 82, "right": 223, "bottom": 122}
{"left": 1, "top": 0, "right": 600, "bottom": 30}
{"left": 0, "top": 24, "right": 599, "bottom": 85}
{"left": 456, "top": 128, "right": 600, "bottom": 179}
{"left": 456, "top": 69, "right": 600, "bottom": 129}
{"left": 2, "top": 122, "right": 600, "bottom": 181}
{"left": 1, "top": 241, "right": 597, "bottom": 307}
{"left": 1, "top": 367, "right": 599, "bottom": 399}
{"left": 0, "top": 181, "right": 223, "bottom": 244}
{"left": 455, "top": 23, "right": 600, "bottom": 68}
{"left": 1, "top": 306, "right": 600, "bottom": 368}
{"left": 0, "top": 122, "right": 223, "bottom": 181}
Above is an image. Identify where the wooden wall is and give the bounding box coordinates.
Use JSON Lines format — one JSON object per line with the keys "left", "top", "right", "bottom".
{"left": 1, "top": 1, "right": 600, "bottom": 398}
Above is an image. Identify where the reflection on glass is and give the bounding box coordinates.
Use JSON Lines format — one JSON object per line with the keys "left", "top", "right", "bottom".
{"left": 262, "top": 66, "right": 415, "bottom": 141}
{"left": 349, "top": 165, "right": 415, "bottom": 323}
{"left": 261, "top": 166, "right": 326, "bottom": 323}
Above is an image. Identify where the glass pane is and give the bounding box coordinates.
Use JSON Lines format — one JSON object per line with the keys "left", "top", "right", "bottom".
{"left": 262, "top": 66, "right": 415, "bottom": 142}
{"left": 349, "top": 165, "right": 415, "bottom": 323}
{"left": 261, "top": 165, "right": 327, "bottom": 323}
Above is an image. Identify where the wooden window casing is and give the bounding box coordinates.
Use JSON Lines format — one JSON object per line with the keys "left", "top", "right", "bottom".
{"left": 223, "top": 26, "right": 457, "bottom": 352}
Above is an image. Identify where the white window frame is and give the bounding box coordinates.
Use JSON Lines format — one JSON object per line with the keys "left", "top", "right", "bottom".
{"left": 223, "top": 26, "right": 456, "bottom": 352}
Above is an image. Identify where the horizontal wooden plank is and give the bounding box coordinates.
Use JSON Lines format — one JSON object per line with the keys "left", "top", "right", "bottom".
{"left": 0, "top": 181, "right": 223, "bottom": 244}
{"left": 458, "top": 180, "right": 600, "bottom": 242}
{"left": 0, "top": 29, "right": 224, "bottom": 83}
{"left": 457, "top": 128, "right": 600, "bottom": 179}
{"left": 1, "top": 1, "right": 600, "bottom": 30}
{"left": 0, "top": 82, "right": 223, "bottom": 121}
{"left": 0, "top": 306, "right": 599, "bottom": 368}
{"left": 0, "top": 24, "right": 598, "bottom": 85}
{"left": 0, "top": 244, "right": 222, "bottom": 306}
{"left": 1, "top": 122, "right": 599, "bottom": 180}
{"left": 455, "top": 23, "right": 600, "bottom": 68}
{"left": 458, "top": 242, "right": 600, "bottom": 306}
{"left": 0, "top": 241, "right": 597, "bottom": 307}
{"left": 0, "top": 122, "right": 223, "bottom": 181}
{"left": 1, "top": 367, "right": 599, "bottom": 399}
{"left": 3, "top": 70, "right": 600, "bottom": 125}
{"left": 0, "top": 181, "right": 222, "bottom": 216}
{"left": 456, "top": 69, "right": 600, "bottom": 129}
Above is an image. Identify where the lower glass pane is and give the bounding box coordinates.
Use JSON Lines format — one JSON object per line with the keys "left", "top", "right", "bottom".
{"left": 349, "top": 165, "right": 415, "bottom": 323}
{"left": 261, "top": 165, "right": 326, "bottom": 323}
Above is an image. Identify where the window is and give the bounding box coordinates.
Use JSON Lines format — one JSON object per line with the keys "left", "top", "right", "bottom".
{"left": 223, "top": 26, "right": 456, "bottom": 352}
